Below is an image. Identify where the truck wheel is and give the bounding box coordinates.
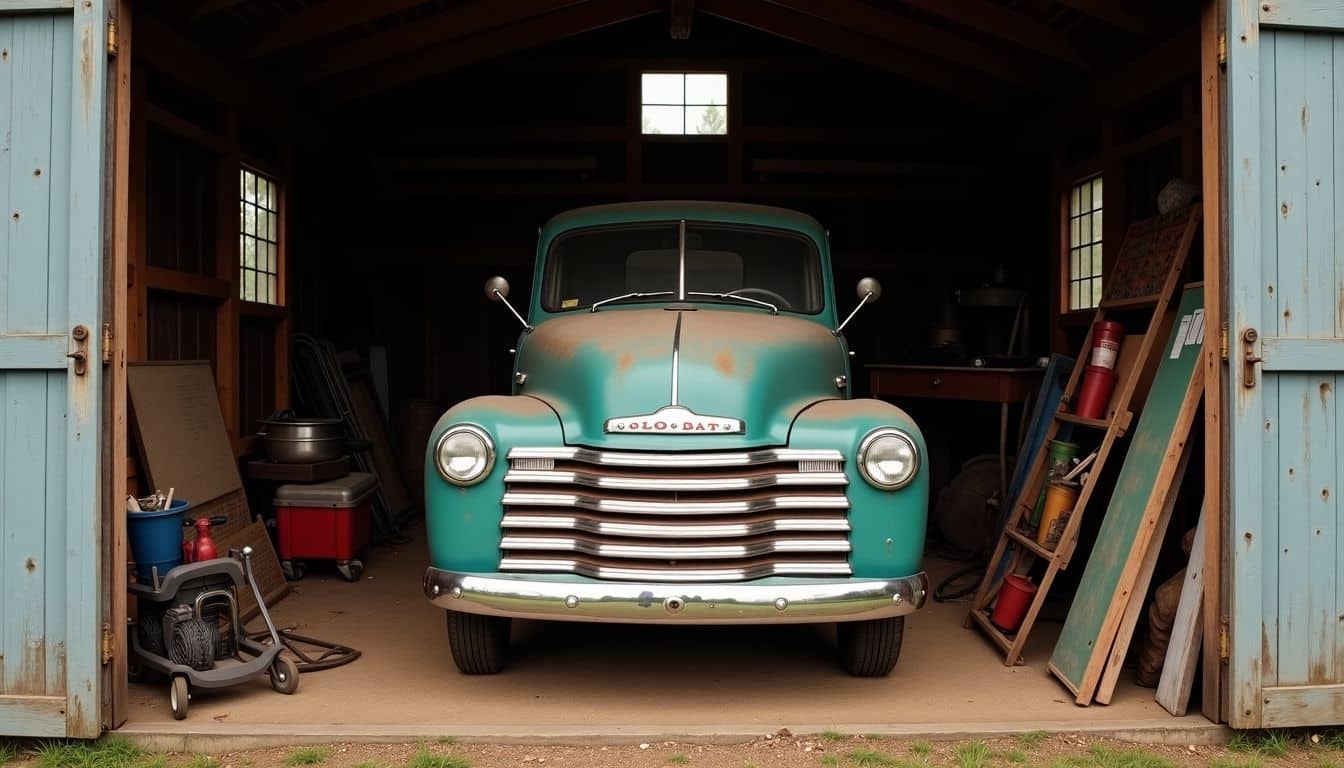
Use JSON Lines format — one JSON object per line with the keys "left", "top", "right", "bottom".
{"left": 837, "top": 616, "right": 905, "bottom": 677}
{"left": 446, "top": 611, "right": 510, "bottom": 674}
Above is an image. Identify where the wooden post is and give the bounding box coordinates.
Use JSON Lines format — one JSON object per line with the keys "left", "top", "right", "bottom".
{"left": 105, "top": 0, "right": 133, "bottom": 729}
{"left": 1198, "top": 0, "right": 1227, "bottom": 724}
{"left": 216, "top": 112, "right": 241, "bottom": 447}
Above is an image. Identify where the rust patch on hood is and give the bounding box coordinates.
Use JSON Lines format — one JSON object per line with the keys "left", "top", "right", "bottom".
{"left": 714, "top": 350, "right": 734, "bottom": 376}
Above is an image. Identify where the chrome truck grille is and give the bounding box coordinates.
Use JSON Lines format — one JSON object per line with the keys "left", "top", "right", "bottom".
{"left": 499, "top": 447, "right": 851, "bottom": 582}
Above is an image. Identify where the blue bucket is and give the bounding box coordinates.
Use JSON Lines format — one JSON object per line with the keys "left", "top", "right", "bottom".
{"left": 127, "top": 499, "right": 189, "bottom": 583}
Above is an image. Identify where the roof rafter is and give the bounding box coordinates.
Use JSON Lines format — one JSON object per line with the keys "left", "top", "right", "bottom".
{"left": 241, "top": 0, "right": 428, "bottom": 59}
{"left": 762, "top": 0, "right": 1046, "bottom": 88}
{"left": 298, "top": 0, "right": 589, "bottom": 84}
{"left": 670, "top": 0, "right": 695, "bottom": 39}
{"left": 893, "top": 0, "right": 1088, "bottom": 67}
{"left": 1054, "top": 0, "right": 1165, "bottom": 37}
{"left": 698, "top": 0, "right": 1001, "bottom": 102}
{"left": 324, "top": 0, "right": 663, "bottom": 102}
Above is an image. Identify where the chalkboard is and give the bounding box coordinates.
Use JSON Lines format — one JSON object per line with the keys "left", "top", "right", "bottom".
{"left": 1101, "top": 205, "right": 1200, "bottom": 306}
{"left": 1049, "top": 285, "right": 1206, "bottom": 702}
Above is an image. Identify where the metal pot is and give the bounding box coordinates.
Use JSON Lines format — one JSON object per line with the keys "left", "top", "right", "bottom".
{"left": 257, "top": 418, "right": 346, "bottom": 463}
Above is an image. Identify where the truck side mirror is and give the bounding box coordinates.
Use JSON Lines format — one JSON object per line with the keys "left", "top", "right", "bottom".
{"left": 484, "top": 276, "right": 532, "bottom": 332}
{"left": 835, "top": 277, "right": 882, "bottom": 335}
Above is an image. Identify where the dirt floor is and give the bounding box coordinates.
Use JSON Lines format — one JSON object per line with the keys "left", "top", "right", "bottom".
{"left": 124, "top": 527, "right": 1203, "bottom": 734}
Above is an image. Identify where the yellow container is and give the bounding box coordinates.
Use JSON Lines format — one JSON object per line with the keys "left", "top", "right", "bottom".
{"left": 1036, "top": 482, "right": 1079, "bottom": 550}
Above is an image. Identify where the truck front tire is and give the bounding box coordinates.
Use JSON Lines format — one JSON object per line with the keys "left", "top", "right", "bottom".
{"left": 837, "top": 616, "right": 905, "bottom": 676}
{"left": 446, "top": 611, "right": 511, "bottom": 674}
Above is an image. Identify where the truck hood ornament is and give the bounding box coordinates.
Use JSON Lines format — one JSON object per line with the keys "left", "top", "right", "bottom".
{"left": 605, "top": 405, "right": 744, "bottom": 434}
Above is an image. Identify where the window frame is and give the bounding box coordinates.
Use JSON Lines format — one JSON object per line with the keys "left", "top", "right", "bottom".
{"left": 1062, "top": 173, "right": 1105, "bottom": 314}
{"left": 539, "top": 220, "right": 825, "bottom": 316}
{"left": 239, "top": 162, "right": 285, "bottom": 308}
{"left": 639, "top": 70, "right": 730, "bottom": 140}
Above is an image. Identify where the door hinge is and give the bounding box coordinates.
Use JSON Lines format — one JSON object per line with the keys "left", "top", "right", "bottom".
{"left": 106, "top": 20, "right": 118, "bottom": 57}
{"left": 101, "top": 623, "right": 113, "bottom": 665}
{"left": 1219, "top": 322, "right": 1229, "bottom": 362}
{"left": 101, "top": 323, "right": 113, "bottom": 364}
{"left": 1219, "top": 616, "right": 1230, "bottom": 662}
{"left": 1217, "top": 32, "right": 1227, "bottom": 68}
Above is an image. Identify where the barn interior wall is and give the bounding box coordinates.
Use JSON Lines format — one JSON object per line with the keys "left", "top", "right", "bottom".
{"left": 125, "top": 5, "right": 1201, "bottom": 477}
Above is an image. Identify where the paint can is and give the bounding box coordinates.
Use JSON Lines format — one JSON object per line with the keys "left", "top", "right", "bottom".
{"left": 990, "top": 574, "right": 1037, "bottom": 633}
{"left": 1036, "top": 482, "right": 1079, "bottom": 550}
{"left": 1029, "top": 440, "right": 1081, "bottom": 529}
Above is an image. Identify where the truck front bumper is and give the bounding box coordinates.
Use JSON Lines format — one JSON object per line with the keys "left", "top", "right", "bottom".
{"left": 423, "top": 568, "right": 927, "bottom": 624}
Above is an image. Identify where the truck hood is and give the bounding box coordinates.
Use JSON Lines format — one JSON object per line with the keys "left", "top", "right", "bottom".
{"left": 516, "top": 307, "right": 845, "bottom": 449}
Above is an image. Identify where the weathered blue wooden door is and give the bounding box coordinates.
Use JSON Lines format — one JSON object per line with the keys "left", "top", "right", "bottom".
{"left": 1226, "top": 0, "right": 1344, "bottom": 729}
{"left": 0, "top": 0, "right": 109, "bottom": 738}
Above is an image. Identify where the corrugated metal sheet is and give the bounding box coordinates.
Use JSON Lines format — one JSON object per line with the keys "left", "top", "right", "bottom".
{"left": 0, "top": 0, "right": 108, "bottom": 739}
{"left": 1227, "top": 0, "right": 1344, "bottom": 729}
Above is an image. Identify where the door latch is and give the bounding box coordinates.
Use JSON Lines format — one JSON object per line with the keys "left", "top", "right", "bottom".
{"left": 1241, "top": 327, "right": 1261, "bottom": 389}
{"left": 67, "top": 324, "right": 89, "bottom": 376}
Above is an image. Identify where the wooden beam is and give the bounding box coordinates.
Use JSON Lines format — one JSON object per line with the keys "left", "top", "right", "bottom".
{"left": 762, "top": 0, "right": 1047, "bottom": 87}
{"left": 1055, "top": 0, "right": 1165, "bottom": 37}
{"left": 670, "top": 0, "right": 694, "bottom": 39}
{"left": 375, "top": 179, "right": 968, "bottom": 201}
{"left": 1197, "top": 0, "right": 1226, "bottom": 725}
{"left": 368, "top": 155, "right": 599, "bottom": 172}
{"left": 698, "top": 0, "right": 1000, "bottom": 101}
{"left": 751, "top": 157, "right": 979, "bottom": 177}
{"left": 325, "top": 0, "right": 663, "bottom": 102}
{"left": 143, "top": 266, "right": 231, "bottom": 300}
{"left": 894, "top": 0, "right": 1087, "bottom": 67}
{"left": 297, "top": 0, "right": 587, "bottom": 83}
{"left": 192, "top": 0, "right": 246, "bottom": 18}
{"left": 242, "top": 0, "right": 427, "bottom": 59}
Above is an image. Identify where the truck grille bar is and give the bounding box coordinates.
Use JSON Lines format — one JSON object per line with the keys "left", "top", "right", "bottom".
{"left": 500, "top": 447, "right": 851, "bottom": 582}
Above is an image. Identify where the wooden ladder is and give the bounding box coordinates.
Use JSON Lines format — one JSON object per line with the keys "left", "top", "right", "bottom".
{"left": 965, "top": 203, "right": 1202, "bottom": 665}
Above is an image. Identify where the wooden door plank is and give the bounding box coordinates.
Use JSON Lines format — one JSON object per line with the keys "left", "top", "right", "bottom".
{"left": 1158, "top": 503, "right": 1207, "bottom": 716}
{"left": 1095, "top": 441, "right": 1191, "bottom": 704}
{"left": 1050, "top": 286, "right": 1207, "bottom": 704}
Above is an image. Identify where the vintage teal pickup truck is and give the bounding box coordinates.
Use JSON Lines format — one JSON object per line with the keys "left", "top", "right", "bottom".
{"left": 423, "top": 201, "right": 928, "bottom": 676}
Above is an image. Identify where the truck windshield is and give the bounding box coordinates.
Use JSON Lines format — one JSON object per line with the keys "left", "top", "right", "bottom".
{"left": 541, "top": 222, "right": 824, "bottom": 314}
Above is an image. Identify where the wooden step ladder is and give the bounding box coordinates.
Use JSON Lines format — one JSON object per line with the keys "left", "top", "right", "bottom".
{"left": 965, "top": 203, "right": 1202, "bottom": 666}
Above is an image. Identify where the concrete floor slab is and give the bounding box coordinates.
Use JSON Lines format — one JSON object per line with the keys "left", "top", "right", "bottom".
{"left": 122, "top": 531, "right": 1214, "bottom": 743}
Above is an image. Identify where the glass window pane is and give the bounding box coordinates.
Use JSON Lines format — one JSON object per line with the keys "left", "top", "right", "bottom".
{"left": 267, "top": 275, "right": 277, "bottom": 305}
{"left": 1070, "top": 187, "right": 1080, "bottom": 216}
{"left": 1092, "top": 177, "right": 1103, "bottom": 209}
{"left": 243, "top": 237, "right": 256, "bottom": 268}
{"left": 1095, "top": 209, "right": 1102, "bottom": 241}
{"left": 687, "top": 103, "right": 727, "bottom": 135}
{"left": 267, "top": 243, "right": 277, "bottom": 274}
{"left": 1069, "top": 217, "right": 1079, "bottom": 249}
{"left": 268, "top": 212, "right": 278, "bottom": 242}
{"left": 685, "top": 73, "right": 726, "bottom": 105}
{"left": 1092, "top": 243, "right": 1104, "bottom": 277}
{"left": 1091, "top": 278, "right": 1104, "bottom": 307}
{"left": 1070, "top": 281, "right": 1080, "bottom": 311}
{"left": 239, "top": 267, "right": 246, "bottom": 300}
{"left": 642, "top": 105, "right": 684, "bottom": 135}
{"left": 641, "top": 73, "right": 683, "bottom": 105}
{"left": 1070, "top": 248, "right": 1080, "bottom": 281}
{"left": 1080, "top": 182, "right": 1091, "bottom": 212}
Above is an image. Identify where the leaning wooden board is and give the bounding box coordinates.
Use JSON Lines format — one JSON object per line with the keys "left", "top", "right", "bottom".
{"left": 1049, "top": 285, "right": 1207, "bottom": 704}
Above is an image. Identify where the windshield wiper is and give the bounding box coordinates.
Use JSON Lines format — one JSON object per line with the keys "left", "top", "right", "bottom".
{"left": 687, "top": 291, "right": 778, "bottom": 314}
{"left": 589, "top": 291, "right": 675, "bottom": 312}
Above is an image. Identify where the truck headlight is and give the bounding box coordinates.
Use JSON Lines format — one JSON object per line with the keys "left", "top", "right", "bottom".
{"left": 858, "top": 428, "right": 919, "bottom": 490}
{"left": 434, "top": 425, "right": 495, "bottom": 486}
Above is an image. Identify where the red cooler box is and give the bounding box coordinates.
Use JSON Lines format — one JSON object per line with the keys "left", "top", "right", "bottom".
{"left": 274, "top": 472, "right": 376, "bottom": 582}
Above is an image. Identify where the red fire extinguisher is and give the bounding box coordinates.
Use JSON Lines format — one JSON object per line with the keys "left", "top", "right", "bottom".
{"left": 182, "top": 516, "right": 228, "bottom": 563}
{"left": 1074, "top": 320, "right": 1123, "bottom": 419}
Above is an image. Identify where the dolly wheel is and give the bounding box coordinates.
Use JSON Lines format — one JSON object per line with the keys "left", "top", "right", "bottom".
{"left": 446, "top": 611, "right": 510, "bottom": 674}
{"left": 169, "top": 676, "right": 189, "bottom": 720}
{"left": 837, "top": 616, "right": 905, "bottom": 677}
{"left": 270, "top": 656, "right": 300, "bottom": 694}
{"left": 337, "top": 559, "right": 363, "bottom": 582}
